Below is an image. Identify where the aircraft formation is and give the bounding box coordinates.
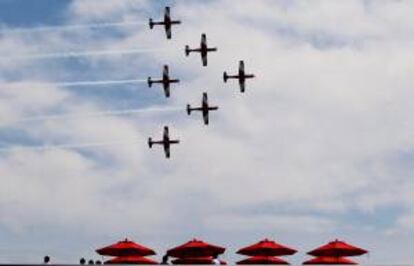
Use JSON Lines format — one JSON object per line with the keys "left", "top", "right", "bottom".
{"left": 148, "top": 6, "right": 255, "bottom": 158}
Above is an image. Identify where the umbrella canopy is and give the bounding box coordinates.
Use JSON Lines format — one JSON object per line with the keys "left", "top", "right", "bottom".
{"left": 167, "top": 238, "right": 226, "bottom": 258}
{"left": 237, "top": 239, "right": 297, "bottom": 256}
{"left": 96, "top": 238, "right": 156, "bottom": 257}
{"left": 307, "top": 240, "right": 367, "bottom": 257}
{"left": 171, "top": 257, "right": 227, "bottom": 265}
{"left": 237, "top": 256, "right": 290, "bottom": 265}
{"left": 105, "top": 256, "right": 158, "bottom": 265}
{"left": 303, "top": 256, "right": 357, "bottom": 265}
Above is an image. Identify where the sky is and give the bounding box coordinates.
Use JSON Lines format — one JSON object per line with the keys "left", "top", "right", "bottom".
{"left": 0, "top": 0, "right": 413, "bottom": 264}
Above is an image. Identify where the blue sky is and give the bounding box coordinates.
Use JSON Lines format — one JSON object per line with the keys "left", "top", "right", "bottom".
{"left": 0, "top": 0, "right": 70, "bottom": 27}
{"left": 0, "top": 0, "right": 414, "bottom": 264}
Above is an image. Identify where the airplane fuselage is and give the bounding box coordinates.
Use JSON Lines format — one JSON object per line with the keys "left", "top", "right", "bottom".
{"left": 187, "top": 93, "right": 218, "bottom": 125}
{"left": 185, "top": 34, "right": 217, "bottom": 66}
{"left": 149, "top": 7, "right": 181, "bottom": 39}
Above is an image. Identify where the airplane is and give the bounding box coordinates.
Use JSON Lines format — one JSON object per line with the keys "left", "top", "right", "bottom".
{"left": 148, "top": 126, "right": 180, "bottom": 159}
{"left": 187, "top": 92, "right": 219, "bottom": 125}
{"left": 185, "top": 33, "right": 217, "bottom": 67}
{"left": 148, "top": 65, "right": 180, "bottom": 98}
{"left": 223, "top": 60, "right": 255, "bottom": 93}
{"left": 149, "top": 6, "right": 181, "bottom": 39}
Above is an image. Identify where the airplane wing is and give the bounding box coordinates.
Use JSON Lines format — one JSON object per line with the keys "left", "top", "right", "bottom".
{"left": 239, "top": 80, "right": 246, "bottom": 93}
{"left": 163, "top": 82, "right": 170, "bottom": 97}
{"left": 165, "top": 25, "right": 172, "bottom": 39}
{"left": 203, "top": 111, "right": 209, "bottom": 125}
{"left": 164, "top": 144, "right": 171, "bottom": 158}
{"left": 202, "top": 54, "right": 208, "bottom": 67}
{"left": 239, "top": 60, "right": 245, "bottom": 74}
{"left": 202, "top": 93, "right": 208, "bottom": 105}
{"left": 163, "top": 65, "right": 169, "bottom": 77}
{"left": 201, "top": 34, "right": 207, "bottom": 46}
{"left": 165, "top": 7, "right": 171, "bottom": 20}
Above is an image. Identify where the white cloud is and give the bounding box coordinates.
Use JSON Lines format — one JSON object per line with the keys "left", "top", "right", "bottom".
{"left": 0, "top": 82, "right": 69, "bottom": 124}
{"left": 204, "top": 214, "right": 336, "bottom": 233}
{"left": 69, "top": 0, "right": 150, "bottom": 21}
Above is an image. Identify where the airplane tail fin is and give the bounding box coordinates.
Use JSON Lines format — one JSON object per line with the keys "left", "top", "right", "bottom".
{"left": 185, "top": 45, "right": 190, "bottom": 56}
{"left": 186, "top": 104, "right": 192, "bottom": 115}
{"left": 148, "top": 138, "right": 153, "bottom": 148}
{"left": 149, "top": 18, "right": 154, "bottom": 29}
{"left": 223, "top": 72, "right": 228, "bottom": 82}
{"left": 147, "top": 77, "right": 152, "bottom": 87}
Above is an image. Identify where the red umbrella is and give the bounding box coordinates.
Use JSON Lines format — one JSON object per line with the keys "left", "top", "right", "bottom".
{"left": 167, "top": 239, "right": 225, "bottom": 258}
{"left": 105, "top": 256, "right": 158, "bottom": 265}
{"left": 171, "top": 257, "right": 227, "bottom": 265}
{"left": 307, "top": 240, "right": 367, "bottom": 257}
{"left": 96, "top": 238, "right": 156, "bottom": 257}
{"left": 303, "top": 256, "right": 357, "bottom": 265}
{"left": 237, "top": 239, "right": 297, "bottom": 256}
{"left": 237, "top": 256, "right": 290, "bottom": 265}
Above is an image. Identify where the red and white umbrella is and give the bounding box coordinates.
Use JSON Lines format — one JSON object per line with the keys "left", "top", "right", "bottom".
{"left": 96, "top": 238, "right": 156, "bottom": 257}
{"left": 105, "top": 255, "right": 158, "bottom": 264}
{"left": 167, "top": 238, "right": 225, "bottom": 258}
{"left": 237, "top": 239, "right": 297, "bottom": 256}
{"left": 307, "top": 240, "right": 367, "bottom": 257}
{"left": 303, "top": 256, "right": 357, "bottom": 265}
{"left": 237, "top": 256, "right": 290, "bottom": 265}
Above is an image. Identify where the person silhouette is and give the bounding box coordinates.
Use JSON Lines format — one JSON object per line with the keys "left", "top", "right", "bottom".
{"left": 80, "top": 258, "right": 86, "bottom": 265}
{"left": 212, "top": 254, "right": 220, "bottom": 265}
{"left": 43, "top": 256, "right": 50, "bottom": 264}
{"left": 161, "top": 254, "right": 169, "bottom": 264}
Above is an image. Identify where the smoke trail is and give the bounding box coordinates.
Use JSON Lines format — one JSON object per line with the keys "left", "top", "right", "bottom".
{"left": 0, "top": 21, "right": 146, "bottom": 34}
{"left": 13, "top": 106, "right": 182, "bottom": 123}
{"left": 56, "top": 79, "right": 147, "bottom": 87}
{"left": 2, "top": 47, "right": 167, "bottom": 60}
{"left": 0, "top": 139, "right": 142, "bottom": 153}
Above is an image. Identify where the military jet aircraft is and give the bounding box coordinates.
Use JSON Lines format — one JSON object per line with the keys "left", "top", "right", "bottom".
{"left": 185, "top": 33, "right": 217, "bottom": 67}
{"left": 148, "top": 65, "right": 180, "bottom": 98}
{"left": 223, "top": 60, "right": 255, "bottom": 93}
{"left": 148, "top": 126, "right": 180, "bottom": 159}
{"left": 149, "top": 6, "right": 181, "bottom": 39}
{"left": 187, "top": 92, "right": 219, "bottom": 125}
